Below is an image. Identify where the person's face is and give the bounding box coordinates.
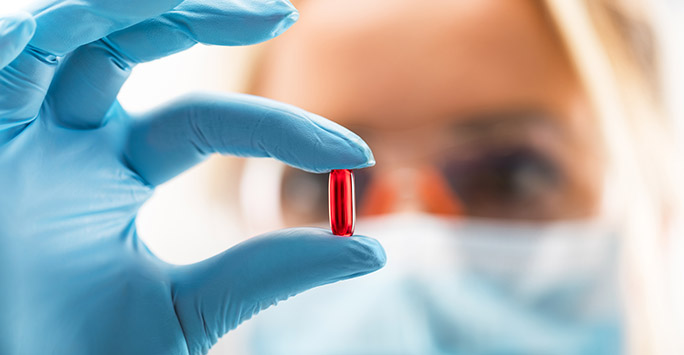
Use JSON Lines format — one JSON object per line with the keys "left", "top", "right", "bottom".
{"left": 252, "top": 0, "right": 604, "bottom": 224}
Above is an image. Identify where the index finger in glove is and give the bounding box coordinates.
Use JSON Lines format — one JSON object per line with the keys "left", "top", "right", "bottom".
{"left": 124, "top": 93, "right": 376, "bottom": 186}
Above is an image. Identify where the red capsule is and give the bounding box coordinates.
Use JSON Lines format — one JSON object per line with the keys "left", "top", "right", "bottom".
{"left": 329, "top": 169, "right": 355, "bottom": 236}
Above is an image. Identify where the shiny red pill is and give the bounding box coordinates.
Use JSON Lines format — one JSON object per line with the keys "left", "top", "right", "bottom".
{"left": 329, "top": 169, "right": 355, "bottom": 236}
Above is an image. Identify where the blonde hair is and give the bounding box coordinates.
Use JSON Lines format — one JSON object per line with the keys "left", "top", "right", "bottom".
{"left": 544, "top": 0, "right": 682, "bottom": 353}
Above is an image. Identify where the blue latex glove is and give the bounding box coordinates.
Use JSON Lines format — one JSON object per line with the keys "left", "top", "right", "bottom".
{"left": 0, "top": 12, "right": 35, "bottom": 69}
{"left": 0, "top": 1, "right": 385, "bottom": 354}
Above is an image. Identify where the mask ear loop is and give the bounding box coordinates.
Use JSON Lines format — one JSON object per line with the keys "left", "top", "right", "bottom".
{"left": 239, "top": 159, "right": 286, "bottom": 236}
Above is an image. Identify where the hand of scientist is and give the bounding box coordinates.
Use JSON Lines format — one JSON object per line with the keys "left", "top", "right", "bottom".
{"left": 0, "top": 1, "right": 384, "bottom": 354}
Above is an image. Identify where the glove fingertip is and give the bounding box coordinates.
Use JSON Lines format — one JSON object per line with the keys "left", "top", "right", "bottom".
{"left": 297, "top": 112, "right": 376, "bottom": 173}
{"left": 343, "top": 235, "right": 387, "bottom": 273}
{"left": 271, "top": 10, "right": 299, "bottom": 38}
{"left": 339, "top": 130, "right": 376, "bottom": 170}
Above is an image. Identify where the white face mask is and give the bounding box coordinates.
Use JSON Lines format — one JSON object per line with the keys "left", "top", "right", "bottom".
{"left": 245, "top": 213, "right": 624, "bottom": 355}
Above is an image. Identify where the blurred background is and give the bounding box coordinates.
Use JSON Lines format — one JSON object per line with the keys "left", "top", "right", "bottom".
{"left": 2, "top": 0, "right": 684, "bottom": 354}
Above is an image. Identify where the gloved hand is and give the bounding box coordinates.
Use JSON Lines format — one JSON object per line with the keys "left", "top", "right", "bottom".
{"left": 0, "top": 1, "right": 385, "bottom": 354}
